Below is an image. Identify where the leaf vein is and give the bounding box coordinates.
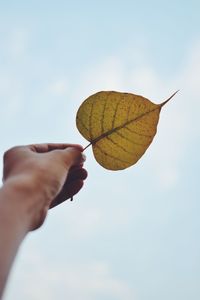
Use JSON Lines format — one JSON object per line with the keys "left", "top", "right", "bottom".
{"left": 76, "top": 116, "right": 90, "bottom": 133}
{"left": 105, "top": 136, "right": 135, "bottom": 156}
{"left": 112, "top": 99, "right": 121, "bottom": 129}
{"left": 89, "top": 100, "right": 95, "bottom": 139}
{"left": 126, "top": 99, "right": 135, "bottom": 122}
{"left": 125, "top": 126, "right": 153, "bottom": 138}
{"left": 115, "top": 130, "right": 151, "bottom": 146}
{"left": 95, "top": 144, "right": 131, "bottom": 164}
{"left": 101, "top": 99, "right": 107, "bottom": 134}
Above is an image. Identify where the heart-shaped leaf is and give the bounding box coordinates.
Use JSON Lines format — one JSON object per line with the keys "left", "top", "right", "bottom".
{"left": 76, "top": 91, "right": 177, "bottom": 170}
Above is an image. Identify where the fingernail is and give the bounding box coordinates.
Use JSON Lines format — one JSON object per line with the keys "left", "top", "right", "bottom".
{"left": 81, "top": 153, "right": 86, "bottom": 162}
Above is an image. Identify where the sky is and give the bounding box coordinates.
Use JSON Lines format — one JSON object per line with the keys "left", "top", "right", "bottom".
{"left": 0, "top": 0, "right": 200, "bottom": 299}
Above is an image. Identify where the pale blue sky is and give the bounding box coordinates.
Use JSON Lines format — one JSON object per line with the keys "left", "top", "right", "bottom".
{"left": 0, "top": 1, "right": 200, "bottom": 300}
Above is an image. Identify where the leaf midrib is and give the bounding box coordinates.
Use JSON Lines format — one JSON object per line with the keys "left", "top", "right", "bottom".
{"left": 83, "top": 105, "right": 161, "bottom": 150}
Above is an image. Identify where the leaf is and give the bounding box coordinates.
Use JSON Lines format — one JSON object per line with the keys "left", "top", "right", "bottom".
{"left": 76, "top": 91, "right": 177, "bottom": 170}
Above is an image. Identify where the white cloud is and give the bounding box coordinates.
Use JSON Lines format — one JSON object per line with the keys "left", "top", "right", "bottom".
{"left": 7, "top": 28, "right": 29, "bottom": 59}
{"left": 73, "top": 56, "right": 125, "bottom": 100}
{"left": 180, "top": 41, "right": 200, "bottom": 97}
{"left": 4, "top": 253, "right": 135, "bottom": 300}
{"left": 59, "top": 206, "right": 103, "bottom": 239}
{"left": 129, "top": 67, "right": 164, "bottom": 97}
{"left": 0, "top": 73, "right": 25, "bottom": 122}
{"left": 49, "top": 79, "right": 69, "bottom": 96}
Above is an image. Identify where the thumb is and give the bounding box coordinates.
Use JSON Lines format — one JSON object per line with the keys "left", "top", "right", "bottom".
{"left": 58, "top": 147, "right": 86, "bottom": 168}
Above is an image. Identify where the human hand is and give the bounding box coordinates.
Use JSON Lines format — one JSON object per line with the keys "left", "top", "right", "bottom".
{"left": 2, "top": 143, "right": 87, "bottom": 230}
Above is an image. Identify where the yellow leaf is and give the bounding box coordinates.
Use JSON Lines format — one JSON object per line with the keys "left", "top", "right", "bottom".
{"left": 76, "top": 91, "right": 177, "bottom": 170}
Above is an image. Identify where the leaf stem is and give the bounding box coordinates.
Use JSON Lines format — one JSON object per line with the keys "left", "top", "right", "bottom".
{"left": 83, "top": 142, "right": 92, "bottom": 151}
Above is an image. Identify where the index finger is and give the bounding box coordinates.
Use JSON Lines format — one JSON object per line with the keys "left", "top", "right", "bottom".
{"left": 29, "top": 143, "right": 83, "bottom": 153}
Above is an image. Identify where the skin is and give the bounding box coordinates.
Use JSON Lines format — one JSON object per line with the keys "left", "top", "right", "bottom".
{"left": 0, "top": 143, "right": 87, "bottom": 299}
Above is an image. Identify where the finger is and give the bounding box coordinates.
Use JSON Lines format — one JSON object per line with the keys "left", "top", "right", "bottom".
{"left": 50, "top": 179, "right": 84, "bottom": 208}
{"left": 29, "top": 143, "right": 83, "bottom": 153}
{"left": 67, "top": 167, "right": 88, "bottom": 181}
{"left": 58, "top": 147, "right": 86, "bottom": 169}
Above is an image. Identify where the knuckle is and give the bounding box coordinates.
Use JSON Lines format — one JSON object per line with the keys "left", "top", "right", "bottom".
{"left": 3, "top": 146, "right": 24, "bottom": 162}
{"left": 3, "top": 148, "right": 14, "bottom": 162}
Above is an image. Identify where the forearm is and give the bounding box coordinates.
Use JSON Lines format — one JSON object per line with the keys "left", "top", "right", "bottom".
{"left": 0, "top": 182, "right": 31, "bottom": 299}
{"left": 0, "top": 143, "right": 86, "bottom": 299}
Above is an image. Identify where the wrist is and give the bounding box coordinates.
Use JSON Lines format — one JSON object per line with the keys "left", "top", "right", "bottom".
{"left": 0, "top": 178, "right": 40, "bottom": 232}
{"left": 0, "top": 179, "right": 37, "bottom": 297}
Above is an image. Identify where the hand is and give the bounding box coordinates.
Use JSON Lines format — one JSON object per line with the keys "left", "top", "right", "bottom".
{"left": 2, "top": 143, "right": 87, "bottom": 230}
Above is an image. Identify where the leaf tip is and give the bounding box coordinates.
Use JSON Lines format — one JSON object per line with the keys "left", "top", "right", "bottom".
{"left": 160, "top": 90, "right": 179, "bottom": 108}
